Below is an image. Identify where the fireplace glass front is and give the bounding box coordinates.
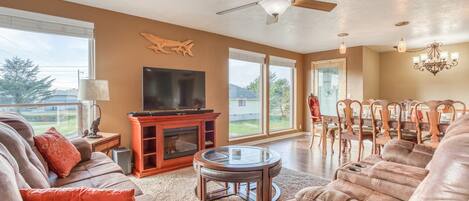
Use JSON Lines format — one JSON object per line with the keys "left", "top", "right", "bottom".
{"left": 163, "top": 126, "right": 199, "bottom": 160}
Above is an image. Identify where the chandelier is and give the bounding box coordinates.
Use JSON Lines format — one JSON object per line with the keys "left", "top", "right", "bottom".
{"left": 412, "top": 42, "right": 459, "bottom": 75}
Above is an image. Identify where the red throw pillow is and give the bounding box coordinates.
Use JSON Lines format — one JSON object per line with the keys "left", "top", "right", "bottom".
{"left": 33, "top": 127, "right": 81, "bottom": 178}
{"left": 20, "top": 188, "right": 135, "bottom": 201}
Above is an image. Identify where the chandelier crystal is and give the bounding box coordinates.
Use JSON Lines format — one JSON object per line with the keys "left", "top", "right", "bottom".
{"left": 412, "top": 42, "right": 459, "bottom": 76}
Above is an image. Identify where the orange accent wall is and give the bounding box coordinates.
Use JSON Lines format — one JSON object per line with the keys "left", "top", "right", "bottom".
{"left": 0, "top": 0, "right": 305, "bottom": 147}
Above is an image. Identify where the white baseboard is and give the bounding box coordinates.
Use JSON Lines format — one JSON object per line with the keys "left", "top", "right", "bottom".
{"left": 238, "top": 132, "right": 307, "bottom": 146}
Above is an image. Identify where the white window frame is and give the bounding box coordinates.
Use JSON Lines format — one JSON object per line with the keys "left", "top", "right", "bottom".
{"left": 268, "top": 56, "right": 296, "bottom": 133}
{"left": 0, "top": 7, "right": 96, "bottom": 137}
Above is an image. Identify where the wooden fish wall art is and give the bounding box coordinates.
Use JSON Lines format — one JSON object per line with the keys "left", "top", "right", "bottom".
{"left": 140, "top": 33, "right": 194, "bottom": 57}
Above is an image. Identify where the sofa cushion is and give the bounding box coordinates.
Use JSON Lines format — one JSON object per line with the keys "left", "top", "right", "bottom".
{"left": 0, "top": 122, "right": 50, "bottom": 188}
{"left": 50, "top": 152, "right": 124, "bottom": 187}
{"left": 0, "top": 112, "right": 49, "bottom": 178}
{"left": 336, "top": 162, "right": 417, "bottom": 200}
{"left": 20, "top": 187, "right": 135, "bottom": 201}
{"left": 0, "top": 143, "right": 30, "bottom": 201}
{"left": 294, "top": 180, "right": 400, "bottom": 201}
{"left": 381, "top": 139, "right": 434, "bottom": 168}
{"left": 59, "top": 172, "right": 144, "bottom": 196}
{"left": 367, "top": 161, "right": 428, "bottom": 187}
{"left": 34, "top": 127, "right": 81, "bottom": 178}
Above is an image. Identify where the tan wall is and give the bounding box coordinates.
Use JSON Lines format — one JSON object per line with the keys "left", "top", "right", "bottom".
{"left": 379, "top": 42, "right": 469, "bottom": 102}
{"left": 362, "top": 47, "right": 380, "bottom": 100}
{"left": 303, "top": 46, "right": 364, "bottom": 131}
{"left": 1, "top": 0, "right": 305, "bottom": 147}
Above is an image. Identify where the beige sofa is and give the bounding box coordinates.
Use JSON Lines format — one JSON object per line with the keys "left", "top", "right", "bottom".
{"left": 0, "top": 112, "right": 153, "bottom": 201}
{"left": 292, "top": 114, "right": 469, "bottom": 201}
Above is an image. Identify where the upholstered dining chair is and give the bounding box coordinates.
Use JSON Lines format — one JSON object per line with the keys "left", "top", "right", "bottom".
{"left": 336, "top": 99, "right": 374, "bottom": 161}
{"left": 307, "top": 94, "right": 338, "bottom": 151}
{"left": 414, "top": 100, "right": 458, "bottom": 148}
{"left": 370, "top": 100, "right": 403, "bottom": 154}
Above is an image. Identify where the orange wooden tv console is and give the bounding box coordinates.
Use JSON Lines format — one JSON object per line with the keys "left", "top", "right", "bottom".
{"left": 128, "top": 112, "right": 220, "bottom": 178}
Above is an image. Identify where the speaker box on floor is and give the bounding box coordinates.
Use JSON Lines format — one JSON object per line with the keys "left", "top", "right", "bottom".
{"left": 112, "top": 147, "right": 132, "bottom": 175}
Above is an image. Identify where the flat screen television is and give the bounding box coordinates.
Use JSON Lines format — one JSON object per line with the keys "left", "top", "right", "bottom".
{"left": 143, "top": 67, "right": 205, "bottom": 111}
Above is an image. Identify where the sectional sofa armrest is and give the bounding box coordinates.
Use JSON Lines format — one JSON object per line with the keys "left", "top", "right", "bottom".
{"left": 70, "top": 138, "right": 92, "bottom": 162}
{"left": 381, "top": 139, "right": 435, "bottom": 168}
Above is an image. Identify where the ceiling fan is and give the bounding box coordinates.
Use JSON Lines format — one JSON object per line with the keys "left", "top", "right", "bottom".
{"left": 216, "top": 0, "right": 337, "bottom": 25}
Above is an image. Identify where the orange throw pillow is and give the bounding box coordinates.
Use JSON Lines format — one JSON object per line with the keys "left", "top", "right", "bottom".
{"left": 33, "top": 127, "right": 81, "bottom": 178}
{"left": 20, "top": 188, "right": 135, "bottom": 201}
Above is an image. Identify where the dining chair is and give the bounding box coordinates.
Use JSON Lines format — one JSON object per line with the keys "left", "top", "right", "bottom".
{"left": 442, "top": 99, "right": 466, "bottom": 120}
{"left": 370, "top": 100, "right": 402, "bottom": 154}
{"left": 414, "top": 100, "right": 457, "bottom": 148}
{"left": 307, "top": 94, "right": 338, "bottom": 152}
{"left": 336, "top": 99, "right": 374, "bottom": 161}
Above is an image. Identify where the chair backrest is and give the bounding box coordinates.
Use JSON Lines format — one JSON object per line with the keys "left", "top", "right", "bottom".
{"left": 442, "top": 99, "right": 466, "bottom": 120}
{"left": 307, "top": 94, "right": 321, "bottom": 122}
{"left": 371, "top": 100, "right": 402, "bottom": 140}
{"left": 414, "top": 100, "right": 456, "bottom": 144}
{"left": 336, "top": 99, "right": 362, "bottom": 136}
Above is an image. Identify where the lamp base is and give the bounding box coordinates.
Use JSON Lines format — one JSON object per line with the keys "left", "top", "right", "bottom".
{"left": 86, "top": 133, "right": 103, "bottom": 139}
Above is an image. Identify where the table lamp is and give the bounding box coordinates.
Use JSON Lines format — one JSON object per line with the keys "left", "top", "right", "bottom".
{"left": 79, "top": 79, "right": 110, "bottom": 138}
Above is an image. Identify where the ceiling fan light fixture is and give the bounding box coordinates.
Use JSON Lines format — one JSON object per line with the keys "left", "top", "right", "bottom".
{"left": 259, "top": 0, "right": 291, "bottom": 16}
{"left": 397, "top": 38, "right": 407, "bottom": 53}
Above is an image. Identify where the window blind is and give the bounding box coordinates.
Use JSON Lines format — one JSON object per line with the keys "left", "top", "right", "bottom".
{"left": 269, "top": 56, "right": 296, "bottom": 68}
{"left": 0, "top": 7, "right": 94, "bottom": 38}
{"left": 229, "top": 48, "right": 266, "bottom": 64}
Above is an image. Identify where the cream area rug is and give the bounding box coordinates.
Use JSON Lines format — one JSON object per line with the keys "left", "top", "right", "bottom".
{"left": 131, "top": 167, "right": 329, "bottom": 201}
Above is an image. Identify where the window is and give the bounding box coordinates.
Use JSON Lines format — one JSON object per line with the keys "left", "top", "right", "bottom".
{"left": 269, "top": 56, "right": 295, "bottom": 131}
{"left": 312, "top": 59, "right": 346, "bottom": 116}
{"left": 228, "top": 49, "right": 264, "bottom": 138}
{"left": 229, "top": 49, "right": 297, "bottom": 139}
{"left": 238, "top": 100, "right": 247, "bottom": 107}
{"left": 0, "top": 8, "right": 94, "bottom": 137}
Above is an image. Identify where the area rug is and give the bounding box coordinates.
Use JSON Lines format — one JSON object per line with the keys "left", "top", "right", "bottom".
{"left": 131, "top": 167, "right": 329, "bottom": 201}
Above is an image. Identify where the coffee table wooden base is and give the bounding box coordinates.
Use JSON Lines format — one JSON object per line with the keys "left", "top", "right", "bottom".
{"left": 195, "top": 181, "right": 281, "bottom": 201}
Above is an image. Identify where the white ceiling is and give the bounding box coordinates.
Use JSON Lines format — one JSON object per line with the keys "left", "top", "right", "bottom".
{"left": 66, "top": 0, "right": 469, "bottom": 53}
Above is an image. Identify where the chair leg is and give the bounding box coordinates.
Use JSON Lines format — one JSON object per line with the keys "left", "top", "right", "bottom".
{"left": 338, "top": 134, "right": 342, "bottom": 160}
{"left": 358, "top": 140, "right": 363, "bottom": 161}
{"left": 309, "top": 123, "right": 315, "bottom": 149}
{"left": 329, "top": 129, "right": 335, "bottom": 154}
{"left": 309, "top": 133, "right": 314, "bottom": 149}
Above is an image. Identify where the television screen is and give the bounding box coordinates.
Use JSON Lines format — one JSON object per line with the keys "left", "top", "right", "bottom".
{"left": 143, "top": 67, "right": 205, "bottom": 111}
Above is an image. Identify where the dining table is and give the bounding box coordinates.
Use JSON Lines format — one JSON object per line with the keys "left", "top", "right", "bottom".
{"left": 318, "top": 114, "right": 451, "bottom": 155}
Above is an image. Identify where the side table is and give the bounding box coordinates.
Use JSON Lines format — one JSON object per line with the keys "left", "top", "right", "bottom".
{"left": 84, "top": 132, "right": 121, "bottom": 154}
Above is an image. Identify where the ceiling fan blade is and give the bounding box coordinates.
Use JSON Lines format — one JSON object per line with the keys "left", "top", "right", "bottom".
{"left": 292, "top": 0, "right": 337, "bottom": 12}
{"left": 266, "top": 14, "right": 279, "bottom": 25}
{"left": 216, "top": 2, "right": 260, "bottom": 15}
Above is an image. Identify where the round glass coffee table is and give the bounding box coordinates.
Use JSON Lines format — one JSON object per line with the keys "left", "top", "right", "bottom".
{"left": 193, "top": 146, "right": 282, "bottom": 201}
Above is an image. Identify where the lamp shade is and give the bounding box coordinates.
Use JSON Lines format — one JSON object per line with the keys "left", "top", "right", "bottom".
{"left": 259, "top": 0, "right": 291, "bottom": 16}
{"left": 79, "top": 79, "right": 110, "bottom": 101}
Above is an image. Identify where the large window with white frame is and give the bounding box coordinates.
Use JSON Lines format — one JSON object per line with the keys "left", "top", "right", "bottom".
{"left": 269, "top": 56, "right": 295, "bottom": 131}
{"left": 0, "top": 7, "right": 94, "bottom": 137}
{"left": 228, "top": 49, "right": 264, "bottom": 138}
{"left": 228, "top": 49, "right": 296, "bottom": 139}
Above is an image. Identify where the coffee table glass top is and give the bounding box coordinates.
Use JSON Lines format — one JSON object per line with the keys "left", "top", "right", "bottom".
{"left": 202, "top": 146, "right": 275, "bottom": 166}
